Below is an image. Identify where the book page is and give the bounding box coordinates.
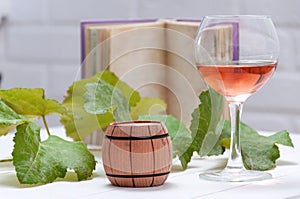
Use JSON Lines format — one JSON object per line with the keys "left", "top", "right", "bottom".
{"left": 198, "top": 24, "right": 234, "bottom": 64}
{"left": 82, "top": 24, "right": 112, "bottom": 78}
{"left": 108, "top": 21, "right": 168, "bottom": 101}
{"left": 165, "top": 20, "right": 206, "bottom": 125}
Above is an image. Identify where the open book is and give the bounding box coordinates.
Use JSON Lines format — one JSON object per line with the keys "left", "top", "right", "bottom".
{"left": 80, "top": 19, "right": 237, "bottom": 144}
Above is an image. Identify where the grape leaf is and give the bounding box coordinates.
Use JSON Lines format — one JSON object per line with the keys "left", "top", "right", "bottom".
{"left": 131, "top": 97, "right": 167, "bottom": 120}
{"left": 139, "top": 114, "right": 192, "bottom": 169}
{"left": 61, "top": 82, "right": 113, "bottom": 140}
{"left": 0, "top": 123, "right": 17, "bottom": 136}
{"left": 0, "top": 100, "right": 29, "bottom": 136}
{"left": 218, "top": 121, "right": 294, "bottom": 170}
{"left": 84, "top": 80, "right": 131, "bottom": 122}
{"left": 44, "top": 99, "right": 66, "bottom": 116}
{"left": 64, "top": 71, "right": 140, "bottom": 108}
{"left": 61, "top": 71, "right": 139, "bottom": 140}
{"left": 0, "top": 100, "right": 28, "bottom": 125}
{"left": 60, "top": 105, "right": 113, "bottom": 141}
{"left": 180, "top": 88, "right": 224, "bottom": 169}
{"left": 186, "top": 89, "right": 294, "bottom": 171}
{"left": 12, "top": 122, "right": 96, "bottom": 184}
{"left": 98, "top": 71, "right": 140, "bottom": 107}
{"left": 0, "top": 88, "right": 66, "bottom": 117}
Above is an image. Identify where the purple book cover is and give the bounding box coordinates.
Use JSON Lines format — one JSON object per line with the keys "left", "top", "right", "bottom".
{"left": 228, "top": 22, "right": 239, "bottom": 61}
{"left": 208, "top": 22, "right": 239, "bottom": 61}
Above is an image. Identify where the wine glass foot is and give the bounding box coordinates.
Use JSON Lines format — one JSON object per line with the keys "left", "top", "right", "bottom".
{"left": 199, "top": 168, "right": 272, "bottom": 182}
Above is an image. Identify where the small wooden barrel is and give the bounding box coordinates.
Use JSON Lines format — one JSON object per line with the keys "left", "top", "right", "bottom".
{"left": 102, "top": 120, "right": 172, "bottom": 187}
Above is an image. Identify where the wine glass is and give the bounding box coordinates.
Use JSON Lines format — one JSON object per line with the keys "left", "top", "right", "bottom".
{"left": 194, "top": 15, "right": 279, "bottom": 182}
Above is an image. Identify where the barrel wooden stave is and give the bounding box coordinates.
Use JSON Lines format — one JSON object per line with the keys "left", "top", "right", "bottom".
{"left": 102, "top": 121, "right": 172, "bottom": 187}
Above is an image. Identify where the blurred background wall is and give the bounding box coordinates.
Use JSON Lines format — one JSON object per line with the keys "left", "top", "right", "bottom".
{"left": 0, "top": 0, "right": 299, "bottom": 133}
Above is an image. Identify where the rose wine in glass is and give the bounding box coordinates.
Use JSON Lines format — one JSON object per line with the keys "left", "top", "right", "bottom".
{"left": 198, "top": 61, "right": 277, "bottom": 102}
{"left": 195, "top": 15, "right": 279, "bottom": 182}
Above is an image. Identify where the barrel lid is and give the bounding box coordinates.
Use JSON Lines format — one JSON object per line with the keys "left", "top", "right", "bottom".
{"left": 105, "top": 120, "right": 168, "bottom": 137}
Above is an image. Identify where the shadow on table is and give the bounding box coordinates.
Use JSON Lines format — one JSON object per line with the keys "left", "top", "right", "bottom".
{"left": 171, "top": 156, "right": 228, "bottom": 173}
{"left": 0, "top": 172, "right": 35, "bottom": 188}
{"left": 171, "top": 155, "right": 299, "bottom": 174}
{"left": 276, "top": 159, "right": 298, "bottom": 166}
{"left": 103, "top": 180, "right": 179, "bottom": 191}
{"left": 0, "top": 168, "right": 103, "bottom": 188}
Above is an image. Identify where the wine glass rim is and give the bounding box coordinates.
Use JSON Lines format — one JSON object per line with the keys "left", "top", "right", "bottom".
{"left": 203, "top": 15, "right": 271, "bottom": 19}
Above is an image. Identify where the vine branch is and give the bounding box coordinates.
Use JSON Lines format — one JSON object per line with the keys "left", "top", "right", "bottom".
{"left": 42, "top": 116, "right": 51, "bottom": 136}
{"left": 0, "top": 158, "right": 13, "bottom": 163}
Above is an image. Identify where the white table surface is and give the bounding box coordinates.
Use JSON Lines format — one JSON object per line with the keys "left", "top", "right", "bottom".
{"left": 1, "top": 127, "right": 299, "bottom": 199}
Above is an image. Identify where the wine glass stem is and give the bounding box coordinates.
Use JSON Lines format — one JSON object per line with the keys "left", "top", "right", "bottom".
{"left": 226, "top": 102, "right": 244, "bottom": 170}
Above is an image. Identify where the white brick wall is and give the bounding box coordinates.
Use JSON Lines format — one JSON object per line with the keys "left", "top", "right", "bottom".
{"left": 0, "top": 0, "right": 299, "bottom": 134}
{"left": 276, "top": 27, "right": 296, "bottom": 72}
{"left": 10, "top": 0, "right": 46, "bottom": 23}
{"left": 6, "top": 25, "right": 80, "bottom": 62}
{"left": 237, "top": 0, "right": 300, "bottom": 26}
{"left": 0, "top": 26, "right": 5, "bottom": 60}
{"left": 47, "top": 0, "right": 138, "bottom": 23}
{"left": 1, "top": 62, "right": 47, "bottom": 89}
{"left": 137, "top": 0, "right": 239, "bottom": 18}
{"left": 45, "top": 63, "right": 80, "bottom": 101}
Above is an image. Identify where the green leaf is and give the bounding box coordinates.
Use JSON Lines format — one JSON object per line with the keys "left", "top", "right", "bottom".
{"left": 64, "top": 71, "right": 140, "bottom": 108}
{"left": 0, "top": 100, "right": 28, "bottom": 125}
{"left": 179, "top": 88, "right": 224, "bottom": 169}
{"left": 219, "top": 121, "right": 294, "bottom": 170}
{"left": 61, "top": 71, "right": 139, "bottom": 140}
{"left": 44, "top": 99, "right": 66, "bottom": 116}
{"left": 0, "top": 123, "right": 18, "bottom": 136}
{"left": 0, "top": 100, "right": 29, "bottom": 136}
{"left": 206, "top": 120, "right": 228, "bottom": 156}
{"left": 84, "top": 80, "right": 131, "bottom": 121}
{"left": 12, "top": 122, "right": 96, "bottom": 184}
{"left": 139, "top": 114, "right": 192, "bottom": 169}
{"left": 0, "top": 88, "right": 65, "bottom": 117}
{"left": 60, "top": 103, "right": 113, "bottom": 140}
{"left": 131, "top": 97, "right": 167, "bottom": 120}
{"left": 98, "top": 71, "right": 140, "bottom": 107}
{"left": 61, "top": 84, "right": 109, "bottom": 141}
{"left": 187, "top": 89, "right": 294, "bottom": 171}
{"left": 83, "top": 80, "right": 115, "bottom": 115}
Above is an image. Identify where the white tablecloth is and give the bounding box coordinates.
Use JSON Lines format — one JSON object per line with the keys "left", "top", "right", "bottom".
{"left": 1, "top": 127, "right": 299, "bottom": 199}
